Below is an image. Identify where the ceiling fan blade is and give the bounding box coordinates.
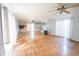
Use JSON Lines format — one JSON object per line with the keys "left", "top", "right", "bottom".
{"left": 63, "top": 9, "right": 70, "bottom": 13}
{"left": 47, "top": 10, "right": 58, "bottom": 12}
{"left": 66, "top": 3, "right": 79, "bottom": 9}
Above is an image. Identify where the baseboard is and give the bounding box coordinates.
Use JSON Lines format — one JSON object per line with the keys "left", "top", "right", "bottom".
{"left": 69, "top": 39, "right": 79, "bottom": 43}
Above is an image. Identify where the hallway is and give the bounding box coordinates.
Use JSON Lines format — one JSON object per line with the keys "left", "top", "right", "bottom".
{"left": 11, "top": 32, "right": 79, "bottom": 56}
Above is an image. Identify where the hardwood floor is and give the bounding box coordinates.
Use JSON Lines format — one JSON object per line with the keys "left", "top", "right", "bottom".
{"left": 11, "top": 32, "right": 79, "bottom": 56}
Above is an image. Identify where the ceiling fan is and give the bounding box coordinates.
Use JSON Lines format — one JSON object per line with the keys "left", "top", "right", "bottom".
{"left": 47, "top": 3, "right": 79, "bottom": 14}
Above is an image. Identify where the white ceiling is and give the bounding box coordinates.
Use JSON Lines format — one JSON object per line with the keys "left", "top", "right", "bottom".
{"left": 3, "top": 3, "right": 79, "bottom": 22}
{"left": 3, "top": 3, "right": 57, "bottom": 21}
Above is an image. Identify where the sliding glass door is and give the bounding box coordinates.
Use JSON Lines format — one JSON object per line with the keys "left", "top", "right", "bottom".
{"left": 56, "top": 19, "right": 71, "bottom": 38}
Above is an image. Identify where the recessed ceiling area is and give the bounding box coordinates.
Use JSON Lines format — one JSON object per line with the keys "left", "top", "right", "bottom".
{"left": 3, "top": 3, "right": 79, "bottom": 22}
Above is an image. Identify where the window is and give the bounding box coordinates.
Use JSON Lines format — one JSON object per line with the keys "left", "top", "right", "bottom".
{"left": 56, "top": 19, "right": 71, "bottom": 38}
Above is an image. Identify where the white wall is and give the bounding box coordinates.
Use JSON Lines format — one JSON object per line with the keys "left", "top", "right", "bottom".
{"left": 27, "top": 23, "right": 33, "bottom": 32}
{"left": 27, "top": 22, "right": 42, "bottom": 32}
{"left": 35, "top": 23, "right": 42, "bottom": 32}
{"left": 48, "top": 18, "right": 71, "bottom": 39}
{"left": 48, "top": 20, "right": 56, "bottom": 35}
{"left": 2, "top": 7, "right": 9, "bottom": 44}
{"left": 71, "top": 15, "right": 79, "bottom": 41}
{"left": 8, "top": 10, "right": 18, "bottom": 47}
{"left": 0, "top": 5, "right": 4, "bottom": 56}
{"left": 1, "top": 6, "right": 19, "bottom": 55}
{"left": 47, "top": 15, "right": 79, "bottom": 42}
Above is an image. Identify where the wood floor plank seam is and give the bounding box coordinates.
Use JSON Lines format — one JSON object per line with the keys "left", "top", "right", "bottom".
{"left": 11, "top": 32, "right": 79, "bottom": 56}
